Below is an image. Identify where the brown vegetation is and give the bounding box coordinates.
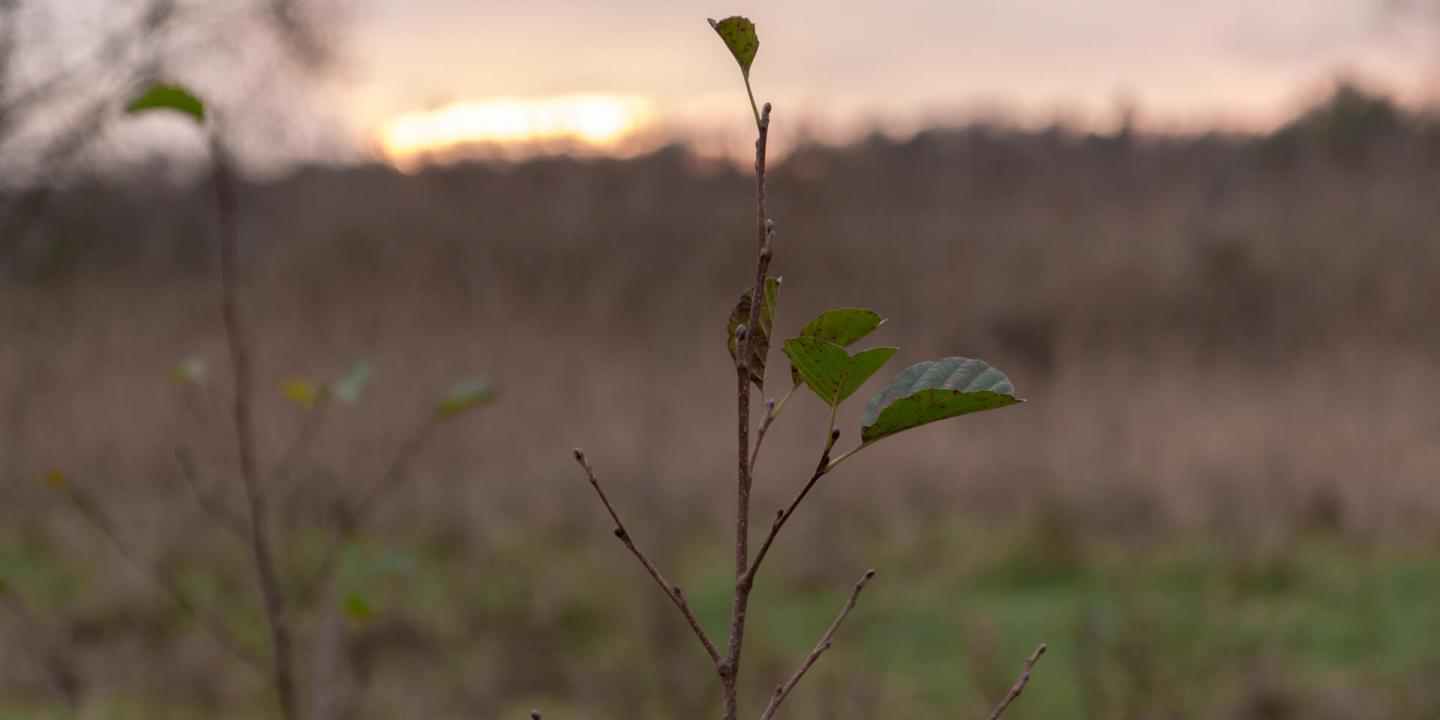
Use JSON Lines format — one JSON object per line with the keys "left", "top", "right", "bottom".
{"left": 3, "top": 84, "right": 1440, "bottom": 717}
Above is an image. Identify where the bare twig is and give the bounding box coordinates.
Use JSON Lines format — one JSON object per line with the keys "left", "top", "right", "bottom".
{"left": 0, "top": 583, "right": 81, "bottom": 711}
{"left": 53, "top": 478, "right": 266, "bottom": 675}
{"left": 289, "top": 413, "right": 440, "bottom": 613}
{"left": 747, "top": 396, "right": 777, "bottom": 476}
{"left": 211, "top": 136, "right": 298, "bottom": 720}
{"left": 264, "top": 390, "right": 331, "bottom": 492}
{"left": 572, "top": 448, "right": 722, "bottom": 664}
{"left": 759, "top": 569, "right": 875, "bottom": 720}
{"left": 745, "top": 296, "right": 791, "bottom": 478}
{"left": 987, "top": 644, "right": 1047, "bottom": 720}
{"left": 722, "top": 100, "right": 772, "bottom": 720}
{"left": 174, "top": 447, "right": 247, "bottom": 542}
{"left": 308, "top": 577, "right": 351, "bottom": 720}
{"left": 746, "top": 444, "right": 831, "bottom": 587}
{"left": 179, "top": 378, "right": 212, "bottom": 431}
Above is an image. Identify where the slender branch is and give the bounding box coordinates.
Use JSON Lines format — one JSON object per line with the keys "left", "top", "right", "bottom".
{"left": 748, "top": 381, "right": 800, "bottom": 475}
{"left": 265, "top": 390, "right": 332, "bottom": 492}
{"left": 743, "top": 75, "right": 761, "bottom": 131}
{"left": 572, "top": 449, "right": 722, "bottom": 664}
{"left": 723, "top": 101, "right": 772, "bottom": 720}
{"left": 758, "top": 569, "right": 876, "bottom": 720}
{"left": 179, "top": 379, "right": 211, "bottom": 432}
{"left": 53, "top": 478, "right": 267, "bottom": 675}
{"left": 747, "top": 396, "right": 777, "bottom": 477}
{"left": 0, "top": 584, "right": 81, "bottom": 711}
{"left": 987, "top": 644, "right": 1047, "bottom": 720}
{"left": 289, "top": 413, "right": 440, "bottom": 613}
{"left": 745, "top": 442, "right": 832, "bottom": 586}
{"left": 211, "top": 136, "right": 298, "bottom": 720}
{"left": 174, "top": 447, "right": 247, "bottom": 542}
{"left": 825, "top": 443, "right": 867, "bottom": 472}
{"left": 308, "top": 577, "right": 349, "bottom": 720}
{"left": 767, "top": 382, "right": 800, "bottom": 424}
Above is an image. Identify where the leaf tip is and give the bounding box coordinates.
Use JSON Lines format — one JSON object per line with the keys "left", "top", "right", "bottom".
{"left": 436, "top": 379, "right": 496, "bottom": 418}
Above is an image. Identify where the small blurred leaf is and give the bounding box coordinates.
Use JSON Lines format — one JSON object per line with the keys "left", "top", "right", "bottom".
{"left": 282, "top": 378, "right": 318, "bottom": 409}
{"left": 43, "top": 470, "right": 67, "bottom": 489}
{"left": 166, "top": 357, "right": 206, "bottom": 384}
{"left": 436, "top": 380, "right": 495, "bottom": 418}
{"left": 331, "top": 361, "right": 373, "bottom": 405}
{"left": 726, "top": 277, "right": 781, "bottom": 388}
{"left": 790, "top": 307, "right": 885, "bottom": 384}
{"left": 708, "top": 16, "right": 759, "bottom": 77}
{"left": 373, "top": 549, "right": 415, "bottom": 576}
{"left": 782, "top": 337, "right": 896, "bottom": 407}
{"left": 126, "top": 83, "right": 205, "bottom": 123}
{"left": 860, "top": 357, "right": 1021, "bottom": 443}
{"left": 342, "top": 592, "right": 374, "bottom": 622}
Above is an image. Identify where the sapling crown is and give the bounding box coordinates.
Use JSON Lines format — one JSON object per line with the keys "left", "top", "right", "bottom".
{"left": 566, "top": 15, "right": 1043, "bottom": 720}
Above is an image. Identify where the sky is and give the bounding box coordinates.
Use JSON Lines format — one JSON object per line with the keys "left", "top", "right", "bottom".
{"left": 326, "top": 0, "right": 1440, "bottom": 164}
{"left": 7, "top": 0, "right": 1437, "bottom": 176}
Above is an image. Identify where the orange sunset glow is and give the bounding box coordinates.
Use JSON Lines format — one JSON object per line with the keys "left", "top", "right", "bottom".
{"left": 373, "top": 94, "right": 657, "bottom": 166}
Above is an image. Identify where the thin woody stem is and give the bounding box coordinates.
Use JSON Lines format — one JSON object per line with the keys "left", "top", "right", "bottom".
{"left": 744, "top": 75, "right": 761, "bottom": 130}
{"left": 289, "top": 413, "right": 440, "bottom": 614}
{"left": 746, "top": 444, "right": 831, "bottom": 586}
{"left": 758, "top": 569, "right": 876, "bottom": 720}
{"left": 768, "top": 382, "right": 800, "bottom": 422}
{"left": 573, "top": 449, "right": 722, "bottom": 664}
{"left": 174, "top": 447, "right": 247, "bottom": 542}
{"left": 0, "top": 585, "right": 79, "bottom": 711}
{"left": 55, "top": 479, "right": 267, "bottom": 676}
{"left": 211, "top": 137, "right": 298, "bottom": 720}
{"left": 988, "top": 644, "right": 1047, "bottom": 720}
{"left": 747, "top": 337, "right": 794, "bottom": 476}
{"left": 825, "top": 443, "right": 867, "bottom": 472}
{"left": 264, "top": 390, "right": 332, "bottom": 492}
{"left": 743, "top": 388, "right": 842, "bottom": 586}
{"left": 723, "top": 101, "right": 772, "bottom": 720}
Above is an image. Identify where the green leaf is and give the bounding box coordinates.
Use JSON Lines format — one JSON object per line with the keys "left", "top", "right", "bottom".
{"left": 436, "top": 380, "right": 495, "bottom": 418}
{"left": 860, "top": 357, "right": 1021, "bottom": 443}
{"left": 331, "top": 361, "right": 373, "bottom": 405}
{"left": 166, "top": 357, "right": 206, "bottom": 384}
{"left": 708, "top": 16, "right": 758, "bottom": 77}
{"left": 282, "top": 378, "right": 318, "bottom": 409}
{"left": 726, "top": 277, "right": 781, "bottom": 388}
{"left": 782, "top": 337, "right": 897, "bottom": 407}
{"left": 126, "top": 83, "right": 206, "bottom": 123}
{"left": 342, "top": 592, "right": 374, "bottom": 622}
{"left": 791, "top": 307, "right": 885, "bottom": 385}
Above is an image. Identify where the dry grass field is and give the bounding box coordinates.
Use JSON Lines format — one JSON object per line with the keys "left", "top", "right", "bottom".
{"left": 3, "top": 85, "right": 1440, "bottom": 718}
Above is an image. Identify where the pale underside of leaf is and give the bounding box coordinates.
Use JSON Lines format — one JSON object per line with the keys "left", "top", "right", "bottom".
{"left": 860, "top": 357, "right": 1020, "bottom": 443}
